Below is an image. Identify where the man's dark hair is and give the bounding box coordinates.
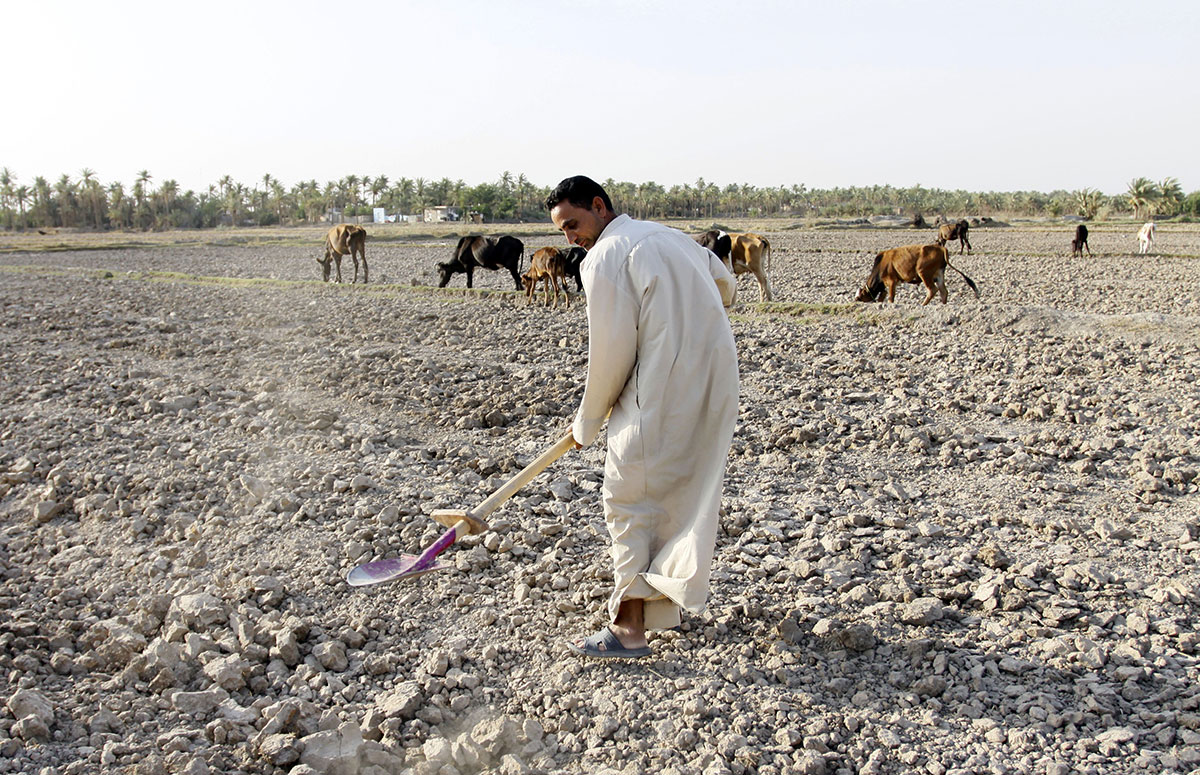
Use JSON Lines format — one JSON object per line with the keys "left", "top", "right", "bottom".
{"left": 545, "top": 175, "right": 614, "bottom": 213}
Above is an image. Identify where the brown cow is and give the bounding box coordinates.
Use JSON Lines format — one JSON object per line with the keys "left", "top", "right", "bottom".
{"left": 523, "top": 247, "right": 570, "bottom": 308}
{"left": 856, "top": 243, "right": 979, "bottom": 305}
{"left": 320, "top": 224, "right": 368, "bottom": 283}
{"left": 935, "top": 219, "right": 972, "bottom": 255}
{"left": 727, "top": 232, "right": 775, "bottom": 302}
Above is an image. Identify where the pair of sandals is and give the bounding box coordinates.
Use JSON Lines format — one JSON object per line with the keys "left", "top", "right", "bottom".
{"left": 568, "top": 626, "right": 652, "bottom": 660}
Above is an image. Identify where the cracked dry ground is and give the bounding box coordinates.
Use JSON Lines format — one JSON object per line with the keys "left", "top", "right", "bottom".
{"left": 1, "top": 224, "right": 1199, "bottom": 775}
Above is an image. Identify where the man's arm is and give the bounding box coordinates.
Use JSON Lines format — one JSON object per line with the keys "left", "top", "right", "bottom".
{"left": 573, "top": 267, "right": 638, "bottom": 447}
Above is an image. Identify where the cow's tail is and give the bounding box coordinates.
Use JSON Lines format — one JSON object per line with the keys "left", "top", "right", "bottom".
{"left": 946, "top": 259, "right": 980, "bottom": 299}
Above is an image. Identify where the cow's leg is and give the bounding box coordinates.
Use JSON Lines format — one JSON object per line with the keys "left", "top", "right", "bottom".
{"left": 886, "top": 280, "right": 897, "bottom": 303}
{"left": 335, "top": 256, "right": 344, "bottom": 283}
{"left": 919, "top": 278, "right": 934, "bottom": 305}
{"left": 360, "top": 248, "right": 368, "bottom": 283}
{"left": 510, "top": 264, "right": 523, "bottom": 291}
{"left": 466, "top": 267, "right": 474, "bottom": 288}
{"left": 351, "top": 256, "right": 360, "bottom": 284}
{"left": 758, "top": 266, "right": 776, "bottom": 302}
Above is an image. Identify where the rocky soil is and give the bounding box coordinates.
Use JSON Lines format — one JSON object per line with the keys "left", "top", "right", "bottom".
{"left": 1, "top": 223, "right": 1199, "bottom": 775}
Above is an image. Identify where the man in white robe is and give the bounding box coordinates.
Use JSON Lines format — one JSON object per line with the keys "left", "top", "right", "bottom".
{"left": 546, "top": 176, "right": 739, "bottom": 659}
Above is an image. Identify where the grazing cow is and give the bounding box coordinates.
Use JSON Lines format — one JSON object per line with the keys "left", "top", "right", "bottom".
{"left": 1072, "top": 224, "right": 1091, "bottom": 257}
{"left": 561, "top": 246, "right": 587, "bottom": 293}
{"left": 523, "top": 247, "right": 570, "bottom": 307}
{"left": 438, "top": 235, "right": 524, "bottom": 289}
{"left": 856, "top": 243, "right": 979, "bottom": 305}
{"left": 725, "top": 232, "right": 775, "bottom": 302}
{"left": 935, "top": 219, "right": 972, "bottom": 255}
{"left": 1137, "top": 222, "right": 1156, "bottom": 254}
{"left": 320, "top": 224, "right": 368, "bottom": 283}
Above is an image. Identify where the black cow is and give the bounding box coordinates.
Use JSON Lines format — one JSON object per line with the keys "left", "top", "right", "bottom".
{"left": 561, "top": 246, "right": 587, "bottom": 293}
{"left": 1072, "top": 224, "right": 1091, "bottom": 257}
{"left": 695, "top": 230, "right": 732, "bottom": 263}
{"left": 438, "top": 235, "right": 524, "bottom": 289}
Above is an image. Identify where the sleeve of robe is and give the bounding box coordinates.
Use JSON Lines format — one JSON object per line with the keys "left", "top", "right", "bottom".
{"left": 572, "top": 263, "right": 638, "bottom": 447}
{"left": 707, "top": 250, "right": 737, "bottom": 308}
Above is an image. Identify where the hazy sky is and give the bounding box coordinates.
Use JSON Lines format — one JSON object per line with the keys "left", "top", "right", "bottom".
{"left": 7, "top": 0, "right": 1198, "bottom": 196}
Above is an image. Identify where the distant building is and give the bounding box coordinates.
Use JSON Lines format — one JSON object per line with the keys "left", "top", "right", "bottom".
{"left": 423, "top": 206, "right": 461, "bottom": 223}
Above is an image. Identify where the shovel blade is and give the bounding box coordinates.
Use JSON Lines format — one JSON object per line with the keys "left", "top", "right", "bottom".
{"left": 346, "top": 554, "right": 449, "bottom": 586}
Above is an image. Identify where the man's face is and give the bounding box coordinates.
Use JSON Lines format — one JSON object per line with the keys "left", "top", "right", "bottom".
{"left": 550, "top": 196, "right": 609, "bottom": 251}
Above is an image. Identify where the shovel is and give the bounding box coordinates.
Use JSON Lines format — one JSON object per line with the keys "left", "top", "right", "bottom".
{"left": 346, "top": 431, "right": 577, "bottom": 586}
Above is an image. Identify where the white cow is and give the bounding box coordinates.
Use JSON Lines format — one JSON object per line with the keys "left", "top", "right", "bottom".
{"left": 1137, "top": 222, "right": 1156, "bottom": 255}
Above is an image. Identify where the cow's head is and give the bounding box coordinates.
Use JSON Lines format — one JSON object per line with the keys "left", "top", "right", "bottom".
{"left": 436, "top": 261, "right": 455, "bottom": 288}
{"left": 317, "top": 252, "right": 332, "bottom": 282}
{"left": 856, "top": 281, "right": 884, "bottom": 302}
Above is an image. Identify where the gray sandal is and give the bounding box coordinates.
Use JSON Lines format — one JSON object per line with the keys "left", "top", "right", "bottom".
{"left": 568, "top": 626, "right": 652, "bottom": 659}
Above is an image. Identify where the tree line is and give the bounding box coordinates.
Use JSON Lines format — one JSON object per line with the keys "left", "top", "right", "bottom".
{"left": 1, "top": 167, "right": 1196, "bottom": 232}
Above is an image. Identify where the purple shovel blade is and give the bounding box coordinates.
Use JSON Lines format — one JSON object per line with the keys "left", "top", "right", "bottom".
{"left": 345, "top": 523, "right": 460, "bottom": 587}
{"left": 345, "top": 554, "right": 448, "bottom": 586}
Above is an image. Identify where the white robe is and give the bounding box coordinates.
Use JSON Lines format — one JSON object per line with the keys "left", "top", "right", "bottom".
{"left": 572, "top": 214, "right": 739, "bottom": 630}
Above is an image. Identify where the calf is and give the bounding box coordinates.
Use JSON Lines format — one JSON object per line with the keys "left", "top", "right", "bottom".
{"left": 1072, "top": 224, "right": 1091, "bottom": 257}
{"left": 523, "top": 247, "right": 570, "bottom": 307}
{"left": 935, "top": 219, "right": 972, "bottom": 255}
{"left": 856, "top": 243, "right": 979, "bottom": 305}
{"left": 1137, "top": 222, "right": 1156, "bottom": 255}
{"left": 320, "top": 224, "right": 368, "bottom": 283}
{"left": 438, "top": 235, "right": 524, "bottom": 289}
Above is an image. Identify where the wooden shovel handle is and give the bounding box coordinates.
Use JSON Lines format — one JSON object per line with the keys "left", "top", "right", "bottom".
{"left": 472, "top": 431, "right": 577, "bottom": 521}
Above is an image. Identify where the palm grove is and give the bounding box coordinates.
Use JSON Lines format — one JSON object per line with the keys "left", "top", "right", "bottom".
{"left": 0, "top": 167, "right": 1196, "bottom": 231}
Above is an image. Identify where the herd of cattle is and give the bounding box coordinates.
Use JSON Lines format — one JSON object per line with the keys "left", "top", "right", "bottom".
{"left": 316, "top": 220, "right": 1163, "bottom": 307}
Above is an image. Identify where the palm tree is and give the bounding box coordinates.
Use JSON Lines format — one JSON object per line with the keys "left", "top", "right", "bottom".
{"left": 13, "top": 185, "right": 29, "bottom": 229}
{"left": 1126, "top": 177, "right": 1158, "bottom": 220}
{"left": 107, "top": 182, "right": 129, "bottom": 228}
{"left": 30, "top": 177, "right": 52, "bottom": 228}
{"left": 226, "top": 183, "right": 245, "bottom": 226}
{"left": 0, "top": 167, "right": 14, "bottom": 229}
{"left": 1073, "top": 188, "right": 1103, "bottom": 220}
{"left": 414, "top": 178, "right": 427, "bottom": 212}
{"left": 54, "top": 174, "right": 77, "bottom": 228}
{"left": 135, "top": 170, "right": 153, "bottom": 204}
{"left": 260, "top": 173, "right": 275, "bottom": 215}
{"left": 79, "top": 168, "right": 107, "bottom": 228}
{"left": 369, "top": 175, "right": 387, "bottom": 207}
{"left": 1157, "top": 177, "right": 1183, "bottom": 216}
{"left": 158, "top": 180, "right": 179, "bottom": 218}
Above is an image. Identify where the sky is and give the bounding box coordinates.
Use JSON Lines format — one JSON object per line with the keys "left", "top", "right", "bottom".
{"left": 6, "top": 0, "right": 1198, "bottom": 197}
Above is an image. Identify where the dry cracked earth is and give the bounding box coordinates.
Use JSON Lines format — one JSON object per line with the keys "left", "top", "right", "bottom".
{"left": 1, "top": 222, "right": 1199, "bottom": 775}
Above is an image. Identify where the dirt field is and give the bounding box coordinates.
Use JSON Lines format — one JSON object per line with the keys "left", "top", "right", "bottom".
{"left": 2, "top": 223, "right": 1198, "bottom": 775}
